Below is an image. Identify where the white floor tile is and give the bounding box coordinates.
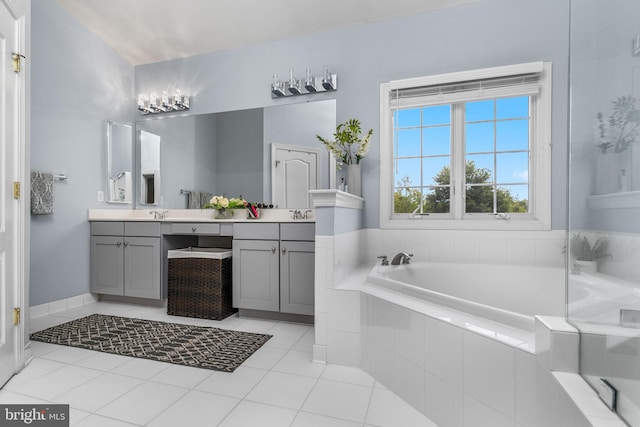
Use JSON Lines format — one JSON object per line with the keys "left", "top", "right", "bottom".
{"left": 69, "top": 408, "right": 91, "bottom": 426}
{"left": 73, "top": 414, "right": 140, "bottom": 427}
{"left": 96, "top": 381, "right": 188, "bottom": 425}
{"left": 195, "top": 366, "right": 268, "bottom": 399}
{"left": 3, "top": 358, "right": 67, "bottom": 389}
{"left": 147, "top": 390, "right": 239, "bottom": 427}
{"left": 109, "top": 357, "right": 170, "bottom": 379}
{"left": 72, "top": 352, "right": 130, "bottom": 372}
{"left": 273, "top": 350, "right": 326, "bottom": 377}
{"left": 245, "top": 371, "right": 317, "bottom": 410}
{"left": 29, "top": 341, "right": 60, "bottom": 357}
{"left": 302, "top": 379, "right": 372, "bottom": 423}
{"left": 0, "top": 390, "right": 51, "bottom": 404}
{"left": 292, "top": 411, "right": 362, "bottom": 427}
{"left": 149, "top": 363, "right": 212, "bottom": 389}
{"left": 218, "top": 400, "right": 297, "bottom": 427}
{"left": 54, "top": 372, "right": 143, "bottom": 412}
{"left": 292, "top": 329, "right": 315, "bottom": 352}
{"left": 269, "top": 322, "right": 311, "bottom": 337}
{"left": 10, "top": 365, "right": 102, "bottom": 400}
{"left": 233, "top": 318, "right": 278, "bottom": 333}
{"left": 262, "top": 332, "right": 307, "bottom": 350}
{"left": 242, "top": 346, "right": 288, "bottom": 370}
{"left": 321, "top": 364, "right": 375, "bottom": 387}
{"left": 366, "top": 388, "right": 438, "bottom": 427}
{"left": 38, "top": 345, "right": 96, "bottom": 364}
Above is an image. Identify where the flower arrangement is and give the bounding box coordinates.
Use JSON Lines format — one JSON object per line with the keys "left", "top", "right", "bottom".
{"left": 595, "top": 95, "right": 640, "bottom": 153}
{"left": 316, "top": 118, "right": 373, "bottom": 166}
{"left": 204, "top": 196, "right": 247, "bottom": 210}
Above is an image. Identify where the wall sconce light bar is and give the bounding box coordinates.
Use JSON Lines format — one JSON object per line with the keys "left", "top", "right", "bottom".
{"left": 138, "top": 90, "right": 189, "bottom": 115}
{"left": 272, "top": 67, "right": 337, "bottom": 98}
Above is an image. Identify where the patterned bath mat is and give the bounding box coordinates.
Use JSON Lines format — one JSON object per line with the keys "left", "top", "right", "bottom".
{"left": 29, "top": 314, "right": 271, "bottom": 372}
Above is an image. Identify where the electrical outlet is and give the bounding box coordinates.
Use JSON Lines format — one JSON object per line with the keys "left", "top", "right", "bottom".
{"left": 620, "top": 309, "right": 640, "bottom": 328}
{"left": 97, "top": 190, "right": 104, "bottom": 202}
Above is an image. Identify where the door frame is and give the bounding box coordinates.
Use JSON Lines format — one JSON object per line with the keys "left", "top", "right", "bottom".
{"left": 2, "top": 0, "right": 28, "bottom": 376}
{"left": 271, "top": 143, "right": 321, "bottom": 209}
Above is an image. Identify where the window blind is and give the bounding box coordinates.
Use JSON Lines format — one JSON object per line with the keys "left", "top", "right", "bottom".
{"left": 389, "top": 73, "right": 541, "bottom": 109}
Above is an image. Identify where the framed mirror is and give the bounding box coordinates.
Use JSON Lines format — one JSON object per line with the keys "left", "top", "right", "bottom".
{"left": 139, "top": 130, "right": 162, "bottom": 205}
{"left": 106, "top": 120, "right": 133, "bottom": 204}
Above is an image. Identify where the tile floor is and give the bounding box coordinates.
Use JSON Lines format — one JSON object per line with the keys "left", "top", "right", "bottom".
{"left": 0, "top": 301, "right": 437, "bottom": 426}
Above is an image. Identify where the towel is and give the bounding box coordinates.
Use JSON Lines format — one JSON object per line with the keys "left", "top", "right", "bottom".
{"left": 188, "top": 191, "right": 213, "bottom": 209}
{"left": 31, "top": 171, "right": 54, "bottom": 215}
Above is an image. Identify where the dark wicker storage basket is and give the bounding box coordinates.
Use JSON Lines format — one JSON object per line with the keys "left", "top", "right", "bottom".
{"left": 167, "top": 248, "right": 236, "bottom": 321}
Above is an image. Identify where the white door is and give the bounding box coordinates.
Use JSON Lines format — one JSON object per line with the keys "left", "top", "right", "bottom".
{"left": 0, "top": 0, "right": 20, "bottom": 387}
{"left": 272, "top": 144, "right": 320, "bottom": 209}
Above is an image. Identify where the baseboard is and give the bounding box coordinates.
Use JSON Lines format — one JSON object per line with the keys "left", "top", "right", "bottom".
{"left": 29, "top": 293, "right": 99, "bottom": 319}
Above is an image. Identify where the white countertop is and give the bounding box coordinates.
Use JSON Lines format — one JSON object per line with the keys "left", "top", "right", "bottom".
{"left": 87, "top": 208, "right": 315, "bottom": 223}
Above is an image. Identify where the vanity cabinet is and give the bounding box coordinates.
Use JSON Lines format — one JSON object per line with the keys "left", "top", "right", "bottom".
{"left": 90, "top": 221, "right": 162, "bottom": 300}
{"left": 232, "top": 223, "right": 315, "bottom": 316}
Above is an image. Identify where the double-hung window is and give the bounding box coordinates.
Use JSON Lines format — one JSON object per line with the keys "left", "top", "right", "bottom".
{"left": 380, "top": 62, "right": 552, "bottom": 230}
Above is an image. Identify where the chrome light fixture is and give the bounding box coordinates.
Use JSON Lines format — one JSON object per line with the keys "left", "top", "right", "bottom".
{"left": 271, "top": 67, "right": 337, "bottom": 98}
{"left": 137, "top": 90, "right": 190, "bottom": 115}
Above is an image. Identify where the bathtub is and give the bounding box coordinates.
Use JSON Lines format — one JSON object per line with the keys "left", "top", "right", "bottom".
{"left": 366, "top": 262, "right": 565, "bottom": 332}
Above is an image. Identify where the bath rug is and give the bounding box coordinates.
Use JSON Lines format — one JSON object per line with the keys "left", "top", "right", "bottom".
{"left": 30, "top": 314, "right": 271, "bottom": 372}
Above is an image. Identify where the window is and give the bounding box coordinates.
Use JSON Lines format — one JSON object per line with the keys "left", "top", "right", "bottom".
{"left": 380, "top": 62, "right": 552, "bottom": 230}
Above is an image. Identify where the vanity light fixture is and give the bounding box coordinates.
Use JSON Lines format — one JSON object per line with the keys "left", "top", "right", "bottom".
{"left": 137, "top": 90, "right": 190, "bottom": 115}
{"left": 271, "top": 67, "right": 337, "bottom": 98}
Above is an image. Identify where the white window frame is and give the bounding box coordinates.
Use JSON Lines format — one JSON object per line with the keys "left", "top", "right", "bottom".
{"left": 380, "top": 62, "right": 552, "bottom": 231}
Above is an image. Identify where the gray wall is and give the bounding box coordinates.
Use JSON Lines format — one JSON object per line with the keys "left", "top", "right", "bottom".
{"left": 135, "top": 0, "right": 570, "bottom": 230}
{"left": 30, "top": 0, "right": 134, "bottom": 306}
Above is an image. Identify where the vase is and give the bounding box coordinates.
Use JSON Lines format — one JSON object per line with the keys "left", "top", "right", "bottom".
{"left": 595, "top": 151, "right": 631, "bottom": 194}
{"left": 345, "top": 163, "right": 362, "bottom": 197}
{"left": 574, "top": 260, "right": 597, "bottom": 275}
{"left": 214, "top": 208, "right": 232, "bottom": 219}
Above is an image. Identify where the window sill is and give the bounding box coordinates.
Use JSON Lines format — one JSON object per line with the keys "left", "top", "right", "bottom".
{"left": 587, "top": 191, "right": 640, "bottom": 210}
{"left": 380, "top": 217, "right": 551, "bottom": 231}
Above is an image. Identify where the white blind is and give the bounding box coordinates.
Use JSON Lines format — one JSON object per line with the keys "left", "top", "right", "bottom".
{"left": 390, "top": 73, "right": 541, "bottom": 109}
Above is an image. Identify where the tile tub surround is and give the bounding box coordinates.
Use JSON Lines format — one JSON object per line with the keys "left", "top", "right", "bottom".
{"left": 313, "top": 223, "right": 622, "bottom": 426}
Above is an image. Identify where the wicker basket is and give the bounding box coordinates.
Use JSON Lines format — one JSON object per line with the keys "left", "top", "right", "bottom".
{"left": 167, "top": 248, "right": 236, "bottom": 321}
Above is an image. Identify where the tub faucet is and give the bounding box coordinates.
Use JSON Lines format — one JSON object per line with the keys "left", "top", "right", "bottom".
{"left": 391, "top": 252, "right": 413, "bottom": 265}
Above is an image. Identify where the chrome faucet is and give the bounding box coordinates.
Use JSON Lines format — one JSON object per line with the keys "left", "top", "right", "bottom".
{"left": 290, "top": 209, "right": 302, "bottom": 220}
{"left": 391, "top": 252, "right": 413, "bottom": 265}
{"left": 303, "top": 210, "right": 313, "bottom": 220}
{"left": 149, "top": 210, "right": 168, "bottom": 220}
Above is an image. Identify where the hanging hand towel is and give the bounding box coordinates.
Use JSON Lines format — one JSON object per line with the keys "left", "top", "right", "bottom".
{"left": 31, "top": 171, "right": 55, "bottom": 214}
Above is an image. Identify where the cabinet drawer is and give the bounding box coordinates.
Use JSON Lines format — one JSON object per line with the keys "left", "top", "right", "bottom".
{"left": 171, "top": 223, "right": 221, "bottom": 235}
{"left": 280, "top": 223, "right": 315, "bottom": 241}
{"left": 91, "top": 221, "right": 124, "bottom": 236}
{"left": 233, "top": 223, "right": 279, "bottom": 240}
{"left": 125, "top": 222, "right": 161, "bottom": 237}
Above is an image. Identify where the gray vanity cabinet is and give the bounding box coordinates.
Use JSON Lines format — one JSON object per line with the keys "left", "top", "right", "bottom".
{"left": 90, "top": 222, "right": 161, "bottom": 300}
{"left": 232, "top": 223, "right": 314, "bottom": 316}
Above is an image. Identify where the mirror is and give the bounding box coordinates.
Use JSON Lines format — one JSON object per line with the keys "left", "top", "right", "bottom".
{"left": 139, "top": 130, "right": 161, "bottom": 205}
{"left": 106, "top": 120, "right": 133, "bottom": 204}
{"left": 134, "top": 99, "right": 336, "bottom": 208}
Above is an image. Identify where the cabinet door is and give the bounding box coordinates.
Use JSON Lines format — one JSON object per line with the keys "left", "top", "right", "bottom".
{"left": 124, "top": 236, "right": 161, "bottom": 299}
{"left": 232, "top": 240, "right": 280, "bottom": 312}
{"left": 90, "top": 236, "right": 124, "bottom": 296}
{"left": 280, "top": 241, "right": 315, "bottom": 315}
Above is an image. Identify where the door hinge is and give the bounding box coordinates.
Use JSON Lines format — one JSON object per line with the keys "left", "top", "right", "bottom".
{"left": 12, "top": 53, "right": 26, "bottom": 73}
{"left": 13, "top": 182, "right": 21, "bottom": 199}
{"left": 13, "top": 308, "right": 20, "bottom": 325}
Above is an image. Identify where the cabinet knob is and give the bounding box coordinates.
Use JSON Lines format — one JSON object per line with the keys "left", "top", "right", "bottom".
{"left": 123, "top": 242, "right": 129, "bottom": 247}
{"left": 281, "top": 247, "right": 287, "bottom": 254}
{"left": 116, "top": 242, "right": 122, "bottom": 247}
{"left": 271, "top": 247, "right": 276, "bottom": 253}
{"left": 192, "top": 227, "right": 197, "bottom": 232}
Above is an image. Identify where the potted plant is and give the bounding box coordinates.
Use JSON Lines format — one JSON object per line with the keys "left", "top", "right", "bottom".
{"left": 316, "top": 118, "right": 372, "bottom": 196}
{"left": 569, "top": 232, "right": 610, "bottom": 274}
